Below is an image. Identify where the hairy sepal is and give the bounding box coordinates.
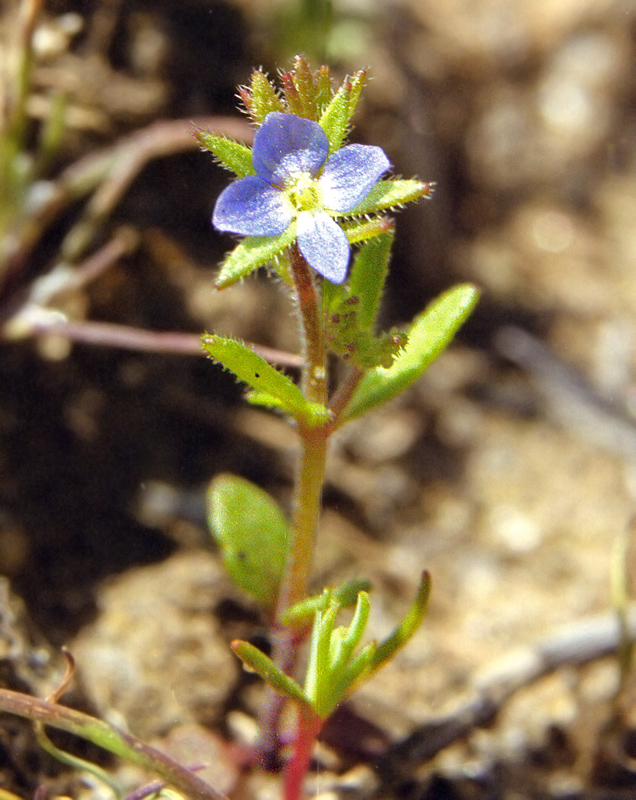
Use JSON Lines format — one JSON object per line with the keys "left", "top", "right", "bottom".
{"left": 193, "top": 129, "right": 254, "bottom": 177}
{"left": 215, "top": 224, "right": 297, "bottom": 289}
{"left": 319, "top": 70, "right": 366, "bottom": 154}
{"left": 349, "top": 179, "right": 435, "bottom": 216}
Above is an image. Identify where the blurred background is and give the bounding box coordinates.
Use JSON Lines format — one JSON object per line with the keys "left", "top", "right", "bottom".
{"left": 1, "top": 0, "right": 636, "bottom": 796}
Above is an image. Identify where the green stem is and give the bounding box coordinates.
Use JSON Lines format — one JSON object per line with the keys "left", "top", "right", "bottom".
{"left": 0, "top": 689, "right": 224, "bottom": 800}
{"left": 328, "top": 364, "right": 364, "bottom": 429}
{"left": 257, "top": 245, "right": 329, "bottom": 770}
{"left": 277, "top": 243, "right": 328, "bottom": 616}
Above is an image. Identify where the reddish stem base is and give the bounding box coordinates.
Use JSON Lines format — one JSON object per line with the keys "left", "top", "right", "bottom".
{"left": 284, "top": 708, "right": 324, "bottom": 800}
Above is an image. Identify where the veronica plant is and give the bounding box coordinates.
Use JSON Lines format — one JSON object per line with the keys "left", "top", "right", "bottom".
{"left": 196, "top": 56, "right": 478, "bottom": 800}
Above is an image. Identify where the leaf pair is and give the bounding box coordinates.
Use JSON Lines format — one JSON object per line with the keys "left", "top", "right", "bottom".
{"left": 340, "top": 283, "right": 479, "bottom": 423}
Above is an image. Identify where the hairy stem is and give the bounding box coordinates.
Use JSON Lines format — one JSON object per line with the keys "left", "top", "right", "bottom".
{"left": 258, "top": 246, "right": 329, "bottom": 775}
{"left": 277, "top": 243, "right": 328, "bottom": 615}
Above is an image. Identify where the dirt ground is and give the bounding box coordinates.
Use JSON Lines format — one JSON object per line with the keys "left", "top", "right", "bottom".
{"left": 1, "top": 1, "right": 636, "bottom": 798}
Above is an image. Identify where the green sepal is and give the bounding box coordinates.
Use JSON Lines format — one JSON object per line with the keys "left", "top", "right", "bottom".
{"left": 202, "top": 333, "right": 330, "bottom": 427}
{"left": 319, "top": 70, "right": 366, "bottom": 153}
{"left": 245, "top": 70, "right": 285, "bottom": 124}
{"left": 341, "top": 283, "right": 479, "bottom": 422}
{"left": 341, "top": 216, "right": 394, "bottom": 246}
{"left": 324, "top": 231, "right": 406, "bottom": 370}
{"left": 287, "top": 56, "right": 319, "bottom": 120}
{"left": 349, "top": 179, "right": 435, "bottom": 216}
{"left": 193, "top": 129, "right": 254, "bottom": 178}
{"left": 215, "top": 224, "right": 297, "bottom": 289}
{"left": 321, "top": 273, "right": 347, "bottom": 317}
{"left": 281, "top": 579, "right": 372, "bottom": 627}
{"left": 207, "top": 474, "right": 289, "bottom": 606}
{"left": 370, "top": 571, "right": 431, "bottom": 671}
{"left": 245, "top": 390, "right": 331, "bottom": 427}
{"left": 315, "top": 66, "right": 332, "bottom": 115}
{"left": 326, "top": 301, "right": 408, "bottom": 369}
{"left": 231, "top": 640, "right": 310, "bottom": 707}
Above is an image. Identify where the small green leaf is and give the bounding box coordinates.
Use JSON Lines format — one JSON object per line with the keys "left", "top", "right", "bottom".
{"left": 215, "top": 224, "right": 297, "bottom": 289}
{"left": 231, "top": 640, "right": 309, "bottom": 706}
{"left": 281, "top": 579, "right": 372, "bottom": 627}
{"left": 331, "top": 640, "right": 376, "bottom": 701}
{"left": 319, "top": 70, "right": 366, "bottom": 153}
{"left": 370, "top": 572, "right": 431, "bottom": 671}
{"left": 207, "top": 474, "right": 289, "bottom": 605}
{"left": 341, "top": 284, "right": 479, "bottom": 422}
{"left": 193, "top": 130, "right": 254, "bottom": 177}
{"left": 347, "top": 229, "right": 395, "bottom": 331}
{"left": 305, "top": 602, "right": 339, "bottom": 717}
{"left": 329, "top": 592, "right": 370, "bottom": 676}
{"left": 202, "top": 333, "right": 330, "bottom": 427}
{"left": 349, "top": 179, "right": 435, "bottom": 216}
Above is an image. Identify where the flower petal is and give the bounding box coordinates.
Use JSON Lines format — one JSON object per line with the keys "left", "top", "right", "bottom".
{"left": 297, "top": 211, "right": 350, "bottom": 284}
{"left": 253, "top": 112, "right": 329, "bottom": 187}
{"left": 318, "top": 144, "right": 391, "bottom": 213}
{"left": 213, "top": 176, "right": 293, "bottom": 236}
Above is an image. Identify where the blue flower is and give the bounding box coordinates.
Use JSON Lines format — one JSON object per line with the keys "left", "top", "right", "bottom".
{"left": 213, "top": 112, "right": 391, "bottom": 284}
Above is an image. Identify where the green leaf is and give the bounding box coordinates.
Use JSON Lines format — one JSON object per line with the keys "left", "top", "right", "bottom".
{"left": 348, "top": 179, "right": 435, "bottom": 216}
{"left": 215, "top": 224, "right": 297, "bottom": 289}
{"left": 202, "top": 333, "right": 330, "bottom": 426}
{"left": 207, "top": 474, "right": 289, "bottom": 605}
{"left": 341, "top": 284, "right": 479, "bottom": 422}
{"left": 193, "top": 130, "right": 254, "bottom": 177}
{"left": 329, "top": 592, "right": 370, "bottom": 676}
{"left": 319, "top": 70, "right": 366, "bottom": 153}
{"left": 231, "top": 640, "right": 309, "bottom": 706}
{"left": 245, "top": 390, "right": 331, "bottom": 427}
{"left": 370, "top": 572, "right": 431, "bottom": 671}
{"left": 347, "top": 229, "right": 395, "bottom": 330}
{"left": 330, "top": 640, "right": 375, "bottom": 701}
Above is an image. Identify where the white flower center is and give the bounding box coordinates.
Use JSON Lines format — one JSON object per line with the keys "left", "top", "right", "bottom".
{"left": 285, "top": 173, "right": 323, "bottom": 213}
